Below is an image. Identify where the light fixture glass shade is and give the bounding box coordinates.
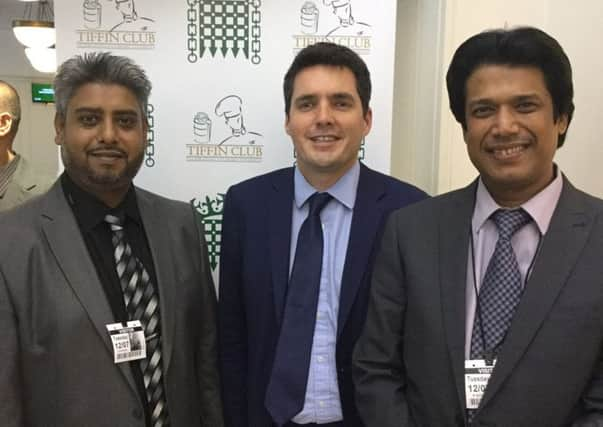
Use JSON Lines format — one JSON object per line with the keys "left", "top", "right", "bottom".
{"left": 25, "top": 47, "right": 57, "bottom": 73}
{"left": 12, "top": 20, "right": 55, "bottom": 49}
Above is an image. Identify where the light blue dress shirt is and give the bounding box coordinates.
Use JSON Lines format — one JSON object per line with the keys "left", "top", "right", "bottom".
{"left": 290, "top": 162, "right": 359, "bottom": 424}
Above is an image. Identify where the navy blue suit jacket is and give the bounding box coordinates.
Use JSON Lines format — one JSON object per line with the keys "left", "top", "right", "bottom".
{"left": 218, "top": 163, "right": 427, "bottom": 427}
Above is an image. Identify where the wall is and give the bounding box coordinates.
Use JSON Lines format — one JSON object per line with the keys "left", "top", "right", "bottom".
{"left": 0, "top": 76, "right": 58, "bottom": 177}
{"left": 435, "top": 0, "right": 603, "bottom": 196}
{"left": 391, "top": 0, "right": 445, "bottom": 195}
{"left": 0, "top": 1, "right": 59, "bottom": 178}
{"left": 2, "top": 0, "right": 603, "bottom": 195}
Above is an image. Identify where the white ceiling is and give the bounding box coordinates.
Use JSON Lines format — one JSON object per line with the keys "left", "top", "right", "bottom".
{"left": 0, "top": 0, "right": 55, "bottom": 78}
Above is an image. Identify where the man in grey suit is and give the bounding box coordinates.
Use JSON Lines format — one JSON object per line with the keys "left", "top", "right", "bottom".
{"left": 0, "top": 80, "right": 52, "bottom": 211}
{"left": 0, "top": 53, "right": 223, "bottom": 427}
{"left": 353, "top": 27, "right": 603, "bottom": 426}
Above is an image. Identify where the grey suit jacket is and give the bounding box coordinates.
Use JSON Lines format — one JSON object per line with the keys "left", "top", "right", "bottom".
{"left": 0, "top": 155, "right": 53, "bottom": 212}
{"left": 0, "top": 181, "right": 223, "bottom": 427}
{"left": 353, "top": 177, "right": 603, "bottom": 427}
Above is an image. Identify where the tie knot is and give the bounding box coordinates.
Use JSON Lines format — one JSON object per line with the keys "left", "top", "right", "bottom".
{"left": 307, "top": 192, "right": 333, "bottom": 217}
{"left": 104, "top": 213, "right": 125, "bottom": 231}
{"left": 492, "top": 208, "right": 531, "bottom": 239}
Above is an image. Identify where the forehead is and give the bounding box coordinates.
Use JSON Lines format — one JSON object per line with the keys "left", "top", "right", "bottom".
{"left": 67, "top": 82, "right": 140, "bottom": 112}
{"left": 292, "top": 65, "right": 359, "bottom": 97}
{"left": 465, "top": 64, "right": 551, "bottom": 103}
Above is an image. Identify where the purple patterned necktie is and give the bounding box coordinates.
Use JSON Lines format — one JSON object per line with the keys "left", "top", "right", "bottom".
{"left": 470, "top": 208, "right": 532, "bottom": 360}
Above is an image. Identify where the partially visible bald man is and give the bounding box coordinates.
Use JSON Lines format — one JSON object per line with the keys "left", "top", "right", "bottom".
{"left": 0, "top": 80, "right": 52, "bottom": 211}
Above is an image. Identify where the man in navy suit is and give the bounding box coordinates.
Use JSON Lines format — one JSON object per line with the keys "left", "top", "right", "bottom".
{"left": 218, "top": 42, "right": 426, "bottom": 427}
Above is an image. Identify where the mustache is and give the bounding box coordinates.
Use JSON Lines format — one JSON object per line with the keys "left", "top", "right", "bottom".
{"left": 88, "top": 147, "right": 127, "bottom": 157}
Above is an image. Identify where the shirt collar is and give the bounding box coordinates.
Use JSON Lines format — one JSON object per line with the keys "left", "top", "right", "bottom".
{"left": 61, "top": 172, "right": 141, "bottom": 232}
{"left": 473, "top": 165, "right": 563, "bottom": 236}
{"left": 294, "top": 161, "right": 360, "bottom": 210}
{"left": 0, "top": 152, "right": 19, "bottom": 173}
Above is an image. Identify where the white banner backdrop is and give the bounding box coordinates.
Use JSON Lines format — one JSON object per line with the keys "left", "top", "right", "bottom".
{"left": 56, "top": 0, "right": 397, "bottom": 278}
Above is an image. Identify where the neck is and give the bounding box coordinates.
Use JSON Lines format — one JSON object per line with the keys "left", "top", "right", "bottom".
{"left": 299, "top": 164, "right": 353, "bottom": 192}
{"left": 66, "top": 172, "right": 131, "bottom": 208}
{"left": 0, "top": 145, "right": 15, "bottom": 167}
{"left": 95, "top": 188, "right": 130, "bottom": 208}
{"left": 484, "top": 179, "right": 553, "bottom": 209}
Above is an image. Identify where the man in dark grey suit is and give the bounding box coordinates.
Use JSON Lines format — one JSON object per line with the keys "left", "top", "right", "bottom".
{"left": 0, "top": 53, "right": 223, "bottom": 427}
{"left": 0, "top": 80, "right": 52, "bottom": 211}
{"left": 354, "top": 27, "right": 603, "bottom": 426}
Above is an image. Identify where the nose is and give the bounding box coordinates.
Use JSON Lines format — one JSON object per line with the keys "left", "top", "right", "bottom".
{"left": 315, "top": 101, "right": 334, "bottom": 126}
{"left": 492, "top": 106, "right": 519, "bottom": 137}
{"left": 99, "top": 118, "right": 118, "bottom": 144}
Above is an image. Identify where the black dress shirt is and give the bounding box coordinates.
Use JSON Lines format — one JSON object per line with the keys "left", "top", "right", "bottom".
{"left": 61, "top": 173, "right": 158, "bottom": 427}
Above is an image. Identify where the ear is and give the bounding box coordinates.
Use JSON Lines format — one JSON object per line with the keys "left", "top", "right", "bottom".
{"left": 462, "top": 127, "right": 469, "bottom": 144}
{"left": 0, "top": 112, "right": 13, "bottom": 137}
{"left": 284, "top": 114, "right": 291, "bottom": 136}
{"left": 142, "top": 119, "right": 149, "bottom": 146}
{"left": 54, "top": 113, "right": 65, "bottom": 146}
{"left": 556, "top": 113, "right": 569, "bottom": 136}
{"left": 362, "top": 108, "right": 373, "bottom": 137}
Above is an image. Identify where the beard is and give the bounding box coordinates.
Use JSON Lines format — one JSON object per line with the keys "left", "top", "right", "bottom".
{"left": 60, "top": 144, "right": 144, "bottom": 193}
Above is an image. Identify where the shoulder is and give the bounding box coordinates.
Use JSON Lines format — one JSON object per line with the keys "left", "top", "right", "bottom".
{"left": 0, "top": 189, "right": 56, "bottom": 257}
{"left": 229, "top": 167, "right": 292, "bottom": 192}
{"left": 135, "top": 187, "right": 192, "bottom": 219}
{"left": 14, "top": 157, "right": 56, "bottom": 194}
{"left": 358, "top": 163, "right": 428, "bottom": 205}
{"left": 561, "top": 178, "right": 603, "bottom": 214}
{"left": 388, "top": 183, "right": 474, "bottom": 225}
{"left": 225, "top": 167, "right": 293, "bottom": 204}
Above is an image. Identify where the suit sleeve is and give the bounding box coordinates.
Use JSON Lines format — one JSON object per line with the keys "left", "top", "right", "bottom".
{"left": 572, "top": 344, "right": 603, "bottom": 427}
{"left": 218, "top": 188, "right": 249, "bottom": 427}
{"left": 192, "top": 208, "right": 225, "bottom": 427}
{"left": 352, "top": 213, "right": 416, "bottom": 427}
{"left": 0, "top": 266, "right": 24, "bottom": 426}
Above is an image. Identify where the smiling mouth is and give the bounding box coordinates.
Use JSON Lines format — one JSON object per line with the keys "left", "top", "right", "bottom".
{"left": 89, "top": 150, "right": 126, "bottom": 160}
{"left": 489, "top": 145, "right": 527, "bottom": 160}
{"left": 310, "top": 135, "right": 340, "bottom": 142}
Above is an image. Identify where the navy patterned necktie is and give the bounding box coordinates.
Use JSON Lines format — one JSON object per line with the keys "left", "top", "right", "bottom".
{"left": 265, "top": 192, "right": 333, "bottom": 426}
{"left": 470, "top": 208, "right": 532, "bottom": 360}
{"left": 105, "top": 214, "right": 169, "bottom": 427}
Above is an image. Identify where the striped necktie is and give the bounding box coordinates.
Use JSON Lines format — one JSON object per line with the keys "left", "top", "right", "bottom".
{"left": 105, "top": 214, "right": 170, "bottom": 427}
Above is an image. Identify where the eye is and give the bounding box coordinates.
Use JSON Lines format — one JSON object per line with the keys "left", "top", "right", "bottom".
{"left": 334, "top": 100, "right": 352, "bottom": 110}
{"left": 116, "top": 115, "right": 138, "bottom": 129}
{"left": 471, "top": 105, "right": 495, "bottom": 118}
{"left": 516, "top": 101, "right": 538, "bottom": 113}
{"left": 78, "top": 114, "right": 99, "bottom": 127}
{"left": 296, "top": 100, "right": 314, "bottom": 111}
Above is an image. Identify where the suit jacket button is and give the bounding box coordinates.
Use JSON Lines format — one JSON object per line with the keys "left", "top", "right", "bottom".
{"left": 132, "top": 408, "right": 143, "bottom": 419}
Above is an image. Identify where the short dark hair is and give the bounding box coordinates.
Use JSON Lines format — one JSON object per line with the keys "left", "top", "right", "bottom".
{"left": 283, "top": 42, "right": 371, "bottom": 116}
{"left": 54, "top": 52, "right": 151, "bottom": 121}
{"left": 0, "top": 80, "right": 21, "bottom": 135}
{"left": 446, "top": 26, "right": 574, "bottom": 147}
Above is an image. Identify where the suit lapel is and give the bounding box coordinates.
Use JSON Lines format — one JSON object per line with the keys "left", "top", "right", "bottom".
{"left": 337, "top": 165, "right": 385, "bottom": 336}
{"left": 1, "top": 157, "right": 36, "bottom": 208}
{"left": 137, "top": 190, "right": 177, "bottom": 375}
{"left": 41, "top": 182, "right": 139, "bottom": 395}
{"left": 480, "top": 178, "right": 593, "bottom": 407}
{"left": 269, "top": 169, "right": 294, "bottom": 325}
{"left": 439, "top": 183, "right": 476, "bottom": 411}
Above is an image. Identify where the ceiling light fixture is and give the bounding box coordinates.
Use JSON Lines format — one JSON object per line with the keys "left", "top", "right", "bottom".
{"left": 12, "top": 1, "right": 55, "bottom": 49}
{"left": 25, "top": 47, "right": 57, "bottom": 73}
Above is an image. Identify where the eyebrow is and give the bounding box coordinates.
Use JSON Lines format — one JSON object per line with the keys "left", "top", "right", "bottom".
{"left": 293, "top": 92, "right": 356, "bottom": 103}
{"left": 73, "top": 107, "right": 140, "bottom": 116}
{"left": 467, "top": 93, "right": 541, "bottom": 107}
